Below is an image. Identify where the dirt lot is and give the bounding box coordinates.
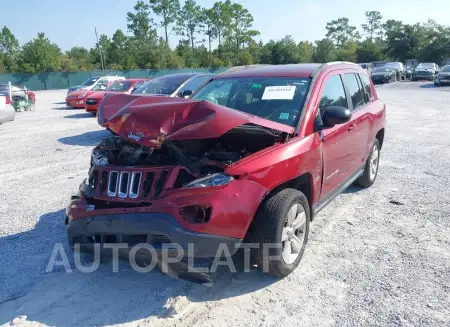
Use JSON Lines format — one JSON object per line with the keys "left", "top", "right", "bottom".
{"left": 0, "top": 82, "right": 449, "bottom": 327}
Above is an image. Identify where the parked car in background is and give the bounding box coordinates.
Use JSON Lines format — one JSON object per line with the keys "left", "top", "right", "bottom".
{"left": 359, "top": 63, "right": 373, "bottom": 76}
{"left": 385, "top": 62, "right": 405, "bottom": 81}
{"left": 412, "top": 63, "right": 439, "bottom": 81}
{"left": 67, "top": 62, "right": 386, "bottom": 283}
{"left": 97, "top": 73, "right": 214, "bottom": 125}
{"left": 67, "top": 76, "right": 125, "bottom": 94}
{"left": 404, "top": 66, "right": 414, "bottom": 79}
{"left": 66, "top": 76, "right": 128, "bottom": 108}
{"left": 85, "top": 79, "right": 149, "bottom": 114}
{"left": 434, "top": 65, "right": 450, "bottom": 86}
{"left": 370, "top": 67, "right": 396, "bottom": 84}
{"left": 0, "top": 92, "right": 15, "bottom": 125}
{"left": 372, "top": 61, "right": 388, "bottom": 68}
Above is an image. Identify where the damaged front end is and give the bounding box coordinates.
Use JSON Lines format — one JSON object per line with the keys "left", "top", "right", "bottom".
{"left": 67, "top": 96, "right": 293, "bottom": 284}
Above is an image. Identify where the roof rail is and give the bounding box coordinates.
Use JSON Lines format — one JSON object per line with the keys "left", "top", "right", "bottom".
{"left": 216, "top": 64, "right": 273, "bottom": 77}
{"left": 311, "top": 61, "right": 360, "bottom": 78}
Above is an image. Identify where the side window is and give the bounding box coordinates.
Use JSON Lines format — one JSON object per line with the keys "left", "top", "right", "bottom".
{"left": 342, "top": 73, "right": 365, "bottom": 110}
{"left": 92, "top": 80, "right": 109, "bottom": 91}
{"left": 132, "top": 81, "right": 146, "bottom": 91}
{"left": 319, "top": 74, "right": 348, "bottom": 116}
{"left": 179, "top": 75, "right": 212, "bottom": 95}
{"left": 358, "top": 74, "right": 372, "bottom": 102}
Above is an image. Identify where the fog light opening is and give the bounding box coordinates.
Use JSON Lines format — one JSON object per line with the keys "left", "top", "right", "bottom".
{"left": 179, "top": 205, "right": 212, "bottom": 224}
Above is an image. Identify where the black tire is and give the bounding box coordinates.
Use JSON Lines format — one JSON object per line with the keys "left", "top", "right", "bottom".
{"left": 355, "top": 139, "right": 380, "bottom": 188}
{"left": 248, "top": 188, "right": 310, "bottom": 277}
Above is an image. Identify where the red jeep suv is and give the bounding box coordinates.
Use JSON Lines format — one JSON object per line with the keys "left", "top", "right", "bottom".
{"left": 66, "top": 62, "right": 386, "bottom": 279}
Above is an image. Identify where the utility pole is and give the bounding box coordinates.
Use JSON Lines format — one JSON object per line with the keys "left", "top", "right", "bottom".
{"left": 95, "top": 27, "right": 105, "bottom": 71}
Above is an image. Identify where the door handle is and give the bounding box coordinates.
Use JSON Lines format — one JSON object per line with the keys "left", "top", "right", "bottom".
{"left": 348, "top": 123, "right": 357, "bottom": 131}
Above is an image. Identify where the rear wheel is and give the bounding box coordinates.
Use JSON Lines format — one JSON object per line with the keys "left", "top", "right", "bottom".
{"left": 250, "top": 188, "right": 310, "bottom": 277}
{"left": 355, "top": 139, "right": 380, "bottom": 187}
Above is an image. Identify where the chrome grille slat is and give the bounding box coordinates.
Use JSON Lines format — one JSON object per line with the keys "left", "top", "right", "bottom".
{"left": 118, "top": 172, "right": 131, "bottom": 198}
{"left": 129, "top": 172, "right": 142, "bottom": 198}
{"left": 107, "top": 171, "right": 119, "bottom": 196}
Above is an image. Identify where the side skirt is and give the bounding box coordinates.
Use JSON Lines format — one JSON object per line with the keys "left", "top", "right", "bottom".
{"left": 311, "top": 165, "right": 365, "bottom": 218}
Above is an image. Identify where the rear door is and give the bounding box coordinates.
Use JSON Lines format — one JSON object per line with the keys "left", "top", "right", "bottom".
{"left": 341, "top": 73, "right": 372, "bottom": 170}
{"left": 318, "top": 73, "right": 356, "bottom": 196}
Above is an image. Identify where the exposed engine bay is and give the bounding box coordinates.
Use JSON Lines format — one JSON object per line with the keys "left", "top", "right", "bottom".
{"left": 91, "top": 124, "right": 285, "bottom": 176}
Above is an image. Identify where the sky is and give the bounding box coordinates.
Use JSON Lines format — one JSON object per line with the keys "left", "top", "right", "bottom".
{"left": 2, "top": 0, "right": 449, "bottom": 51}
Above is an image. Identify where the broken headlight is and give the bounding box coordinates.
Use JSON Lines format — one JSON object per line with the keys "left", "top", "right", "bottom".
{"left": 91, "top": 149, "right": 109, "bottom": 166}
{"left": 184, "top": 173, "right": 233, "bottom": 188}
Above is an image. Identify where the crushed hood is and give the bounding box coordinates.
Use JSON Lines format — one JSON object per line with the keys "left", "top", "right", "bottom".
{"left": 97, "top": 94, "right": 294, "bottom": 149}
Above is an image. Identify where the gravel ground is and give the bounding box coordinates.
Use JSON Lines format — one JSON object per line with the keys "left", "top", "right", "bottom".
{"left": 0, "top": 82, "right": 449, "bottom": 327}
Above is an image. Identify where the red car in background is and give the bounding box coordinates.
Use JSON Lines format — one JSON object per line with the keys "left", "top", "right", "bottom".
{"left": 66, "top": 76, "right": 125, "bottom": 108}
{"left": 85, "top": 79, "right": 149, "bottom": 114}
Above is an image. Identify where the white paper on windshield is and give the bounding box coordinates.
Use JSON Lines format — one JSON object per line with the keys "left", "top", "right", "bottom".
{"left": 262, "top": 86, "right": 296, "bottom": 100}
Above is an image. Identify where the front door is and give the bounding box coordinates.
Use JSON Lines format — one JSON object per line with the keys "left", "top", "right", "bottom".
{"left": 317, "top": 73, "right": 356, "bottom": 197}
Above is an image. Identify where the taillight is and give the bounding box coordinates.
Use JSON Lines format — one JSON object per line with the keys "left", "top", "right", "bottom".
{"left": 5, "top": 95, "right": 11, "bottom": 105}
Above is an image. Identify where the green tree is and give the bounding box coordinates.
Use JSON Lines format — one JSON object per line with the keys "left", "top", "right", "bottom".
{"left": 326, "top": 17, "right": 360, "bottom": 47}
{"left": 176, "top": 0, "right": 203, "bottom": 52}
{"left": 0, "top": 26, "right": 20, "bottom": 72}
{"left": 225, "top": 1, "right": 259, "bottom": 63}
{"left": 313, "top": 38, "right": 336, "bottom": 62}
{"left": 19, "top": 33, "right": 61, "bottom": 73}
{"left": 149, "top": 0, "right": 180, "bottom": 45}
{"left": 201, "top": 8, "right": 217, "bottom": 53}
{"left": 211, "top": 1, "right": 231, "bottom": 58}
{"left": 108, "top": 29, "right": 128, "bottom": 69}
{"left": 361, "top": 11, "right": 383, "bottom": 42}
{"left": 385, "top": 23, "right": 421, "bottom": 61}
{"left": 336, "top": 41, "right": 358, "bottom": 62}
{"left": 297, "top": 41, "right": 314, "bottom": 63}
{"left": 356, "top": 39, "right": 383, "bottom": 62}
{"left": 127, "top": 1, "right": 157, "bottom": 41}
{"left": 269, "top": 35, "right": 301, "bottom": 64}
{"left": 66, "top": 46, "right": 93, "bottom": 70}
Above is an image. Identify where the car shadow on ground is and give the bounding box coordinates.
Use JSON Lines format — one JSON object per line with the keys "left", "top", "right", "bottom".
{"left": 419, "top": 83, "right": 436, "bottom": 89}
{"left": 58, "top": 129, "right": 111, "bottom": 146}
{"left": 52, "top": 106, "right": 73, "bottom": 110}
{"left": 0, "top": 209, "right": 277, "bottom": 326}
{"left": 53, "top": 102, "right": 66, "bottom": 105}
{"left": 342, "top": 185, "right": 364, "bottom": 194}
{"left": 64, "top": 113, "right": 95, "bottom": 119}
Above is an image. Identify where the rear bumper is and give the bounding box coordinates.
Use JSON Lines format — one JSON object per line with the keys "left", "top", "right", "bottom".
{"left": 67, "top": 212, "right": 242, "bottom": 258}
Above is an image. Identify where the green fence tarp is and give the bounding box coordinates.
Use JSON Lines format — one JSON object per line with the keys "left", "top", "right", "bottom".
{"left": 0, "top": 67, "right": 229, "bottom": 91}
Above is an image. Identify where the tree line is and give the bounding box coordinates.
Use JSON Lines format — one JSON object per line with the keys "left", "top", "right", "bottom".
{"left": 0, "top": 0, "right": 450, "bottom": 74}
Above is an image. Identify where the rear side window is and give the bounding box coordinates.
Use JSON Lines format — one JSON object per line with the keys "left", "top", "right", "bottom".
{"left": 319, "top": 75, "right": 348, "bottom": 115}
{"left": 358, "top": 74, "right": 372, "bottom": 101}
{"left": 179, "top": 75, "right": 213, "bottom": 95}
{"left": 342, "top": 73, "right": 365, "bottom": 110}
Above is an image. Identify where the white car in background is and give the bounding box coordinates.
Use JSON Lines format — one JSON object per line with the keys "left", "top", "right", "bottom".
{"left": 0, "top": 92, "right": 15, "bottom": 125}
{"left": 67, "top": 75, "right": 125, "bottom": 94}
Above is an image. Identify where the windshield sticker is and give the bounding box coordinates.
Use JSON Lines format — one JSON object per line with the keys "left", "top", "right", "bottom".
{"left": 279, "top": 113, "right": 290, "bottom": 120}
{"left": 262, "top": 86, "right": 296, "bottom": 100}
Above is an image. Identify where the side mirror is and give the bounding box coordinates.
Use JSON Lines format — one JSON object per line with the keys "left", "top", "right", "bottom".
{"left": 179, "top": 90, "right": 193, "bottom": 98}
{"left": 322, "top": 106, "right": 352, "bottom": 128}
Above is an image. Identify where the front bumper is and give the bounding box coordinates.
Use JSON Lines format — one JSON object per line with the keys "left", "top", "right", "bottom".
{"left": 85, "top": 104, "right": 98, "bottom": 113}
{"left": 66, "top": 98, "right": 86, "bottom": 108}
{"left": 67, "top": 212, "right": 242, "bottom": 258}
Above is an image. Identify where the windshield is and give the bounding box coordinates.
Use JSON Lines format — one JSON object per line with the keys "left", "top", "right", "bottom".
{"left": 385, "top": 63, "right": 401, "bottom": 69}
{"left": 373, "top": 68, "right": 391, "bottom": 73}
{"left": 105, "top": 81, "right": 133, "bottom": 91}
{"left": 373, "top": 62, "right": 387, "bottom": 67}
{"left": 81, "top": 77, "right": 99, "bottom": 86}
{"left": 441, "top": 66, "right": 450, "bottom": 72}
{"left": 417, "top": 63, "right": 434, "bottom": 69}
{"left": 133, "top": 74, "right": 192, "bottom": 95}
{"left": 191, "top": 77, "right": 311, "bottom": 127}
